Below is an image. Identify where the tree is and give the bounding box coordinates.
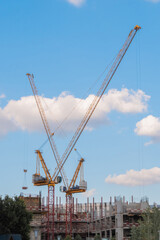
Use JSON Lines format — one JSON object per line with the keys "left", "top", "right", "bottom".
{"left": 131, "top": 207, "right": 160, "bottom": 240}
{"left": 94, "top": 234, "right": 101, "bottom": 240}
{"left": 131, "top": 226, "right": 142, "bottom": 240}
{"left": 64, "top": 235, "right": 72, "bottom": 240}
{"left": 0, "top": 195, "right": 32, "bottom": 240}
{"left": 75, "top": 234, "right": 82, "bottom": 240}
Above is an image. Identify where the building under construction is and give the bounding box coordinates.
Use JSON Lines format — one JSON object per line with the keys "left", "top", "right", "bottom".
{"left": 21, "top": 193, "right": 149, "bottom": 240}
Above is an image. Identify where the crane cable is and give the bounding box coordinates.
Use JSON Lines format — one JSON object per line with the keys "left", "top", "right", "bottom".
{"left": 53, "top": 56, "right": 116, "bottom": 135}
{"left": 38, "top": 55, "right": 116, "bottom": 150}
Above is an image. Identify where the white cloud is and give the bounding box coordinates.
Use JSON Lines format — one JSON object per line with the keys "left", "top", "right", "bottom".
{"left": 66, "top": 0, "right": 86, "bottom": 7}
{"left": 4, "top": 96, "right": 43, "bottom": 132}
{"left": 82, "top": 188, "right": 96, "bottom": 197}
{"left": 105, "top": 167, "right": 160, "bottom": 186}
{"left": 135, "top": 115, "right": 160, "bottom": 143}
{"left": 102, "top": 89, "right": 150, "bottom": 113}
{"left": 0, "top": 88, "right": 149, "bottom": 137}
{"left": 0, "top": 108, "right": 18, "bottom": 137}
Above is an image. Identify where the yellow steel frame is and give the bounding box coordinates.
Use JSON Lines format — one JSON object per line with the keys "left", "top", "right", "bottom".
{"left": 66, "top": 158, "right": 85, "bottom": 196}
{"left": 33, "top": 150, "right": 55, "bottom": 186}
{"left": 69, "top": 158, "right": 84, "bottom": 189}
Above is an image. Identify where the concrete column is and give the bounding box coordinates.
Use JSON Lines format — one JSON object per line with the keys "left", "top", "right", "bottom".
{"left": 115, "top": 199, "right": 123, "bottom": 240}
{"left": 116, "top": 228, "right": 123, "bottom": 240}
{"left": 110, "top": 229, "right": 112, "bottom": 238}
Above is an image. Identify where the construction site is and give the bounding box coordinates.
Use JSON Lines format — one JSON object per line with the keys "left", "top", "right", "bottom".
{"left": 19, "top": 26, "right": 143, "bottom": 240}
{"left": 21, "top": 193, "right": 149, "bottom": 240}
{"left": 1, "top": 0, "right": 160, "bottom": 239}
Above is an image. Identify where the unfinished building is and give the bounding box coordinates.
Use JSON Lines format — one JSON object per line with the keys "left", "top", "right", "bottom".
{"left": 21, "top": 194, "right": 149, "bottom": 240}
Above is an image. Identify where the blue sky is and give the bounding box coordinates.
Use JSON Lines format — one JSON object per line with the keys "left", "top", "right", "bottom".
{"left": 0, "top": 0, "right": 160, "bottom": 204}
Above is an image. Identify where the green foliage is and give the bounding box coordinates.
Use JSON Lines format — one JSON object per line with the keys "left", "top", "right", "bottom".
{"left": 64, "top": 235, "right": 72, "bottom": 240}
{"left": 74, "top": 234, "right": 82, "bottom": 240}
{"left": 131, "top": 226, "right": 142, "bottom": 240}
{"left": 0, "top": 195, "right": 32, "bottom": 240}
{"left": 94, "top": 234, "right": 101, "bottom": 240}
{"left": 131, "top": 207, "right": 160, "bottom": 240}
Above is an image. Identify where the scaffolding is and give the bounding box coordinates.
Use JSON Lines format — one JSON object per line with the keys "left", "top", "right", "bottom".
{"left": 22, "top": 194, "right": 149, "bottom": 240}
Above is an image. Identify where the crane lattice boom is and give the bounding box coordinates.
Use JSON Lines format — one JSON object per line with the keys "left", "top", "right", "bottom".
{"left": 26, "top": 73, "right": 68, "bottom": 188}
{"left": 54, "top": 25, "right": 141, "bottom": 179}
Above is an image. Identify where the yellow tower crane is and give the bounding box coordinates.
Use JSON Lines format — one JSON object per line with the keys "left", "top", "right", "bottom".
{"left": 60, "top": 149, "right": 87, "bottom": 236}
{"left": 26, "top": 73, "right": 68, "bottom": 240}
{"left": 54, "top": 25, "right": 141, "bottom": 237}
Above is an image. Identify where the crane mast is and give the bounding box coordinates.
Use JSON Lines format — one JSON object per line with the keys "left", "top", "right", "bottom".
{"left": 61, "top": 151, "right": 87, "bottom": 236}
{"left": 54, "top": 25, "right": 141, "bottom": 179}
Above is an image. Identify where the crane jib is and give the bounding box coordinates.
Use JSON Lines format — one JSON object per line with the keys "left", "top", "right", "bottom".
{"left": 54, "top": 25, "right": 141, "bottom": 179}
{"left": 26, "top": 73, "right": 68, "bottom": 188}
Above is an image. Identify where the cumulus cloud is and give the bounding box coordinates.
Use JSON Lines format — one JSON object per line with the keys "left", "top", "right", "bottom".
{"left": 135, "top": 115, "right": 160, "bottom": 143}
{"left": 102, "top": 89, "right": 149, "bottom": 113}
{"left": 0, "top": 108, "right": 18, "bottom": 137}
{"left": 82, "top": 188, "right": 96, "bottom": 197}
{"left": 105, "top": 167, "right": 160, "bottom": 186}
{"left": 66, "top": 0, "right": 86, "bottom": 7}
{"left": 0, "top": 88, "right": 149, "bottom": 137}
